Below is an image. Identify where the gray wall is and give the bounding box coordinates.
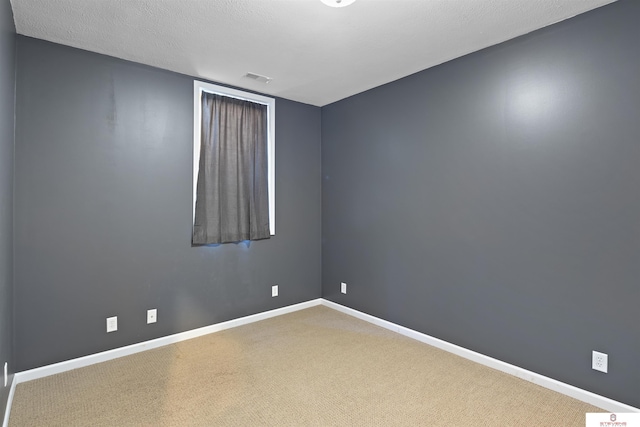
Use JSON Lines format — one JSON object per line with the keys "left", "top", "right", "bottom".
{"left": 0, "top": 0, "right": 15, "bottom": 421}
{"left": 14, "top": 37, "right": 322, "bottom": 371}
{"left": 322, "top": 0, "right": 639, "bottom": 408}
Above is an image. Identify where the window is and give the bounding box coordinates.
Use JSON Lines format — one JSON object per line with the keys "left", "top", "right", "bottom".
{"left": 193, "top": 81, "right": 275, "bottom": 243}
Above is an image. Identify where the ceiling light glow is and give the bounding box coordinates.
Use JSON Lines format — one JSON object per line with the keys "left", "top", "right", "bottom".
{"left": 321, "top": 0, "right": 356, "bottom": 8}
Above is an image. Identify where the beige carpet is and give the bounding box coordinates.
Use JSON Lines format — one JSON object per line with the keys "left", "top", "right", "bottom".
{"left": 9, "top": 306, "right": 602, "bottom": 426}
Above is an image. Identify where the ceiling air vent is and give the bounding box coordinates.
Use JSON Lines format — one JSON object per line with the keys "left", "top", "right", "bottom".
{"left": 244, "top": 72, "right": 272, "bottom": 84}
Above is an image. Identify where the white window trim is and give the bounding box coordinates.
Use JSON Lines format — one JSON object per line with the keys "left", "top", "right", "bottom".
{"left": 193, "top": 80, "right": 276, "bottom": 236}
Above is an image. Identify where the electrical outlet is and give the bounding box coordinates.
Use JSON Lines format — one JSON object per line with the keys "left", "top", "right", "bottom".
{"left": 592, "top": 350, "right": 608, "bottom": 373}
{"left": 106, "top": 316, "right": 118, "bottom": 333}
{"left": 147, "top": 309, "right": 157, "bottom": 324}
{"left": 272, "top": 285, "right": 278, "bottom": 297}
{"left": 3, "top": 362, "right": 7, "bottom": 387}
{"left": 341, "top": 282, "right": 347, "bottom": 294}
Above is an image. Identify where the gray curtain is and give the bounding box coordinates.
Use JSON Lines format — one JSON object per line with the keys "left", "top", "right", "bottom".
{"left": 193, "top": 93, "right": 270, "bottom": 244}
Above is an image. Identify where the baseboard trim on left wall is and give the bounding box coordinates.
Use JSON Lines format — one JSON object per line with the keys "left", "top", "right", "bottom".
{"left": 2, "top": 377, "right": 16, "bottom": 427}
{"left": 14, "top": 298, "right": 323, "bottom": 385}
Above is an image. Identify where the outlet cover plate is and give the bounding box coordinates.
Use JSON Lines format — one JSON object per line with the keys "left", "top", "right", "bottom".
{"left": 272, "top": 285, "right": 278, "bottom": 297}
{"left": 3, "top": 362, "right": 7, "bottom": 387}
{"left": 147, "top": 309, "right": 157, "bottom": 324}
{"left": 341, "top": 282, "right": 347, "bottom": 294}
{"left": 592, "top": 350, "right": 608, "bottom": 373}
{"left": 106, "top": 316, "right": 118, "bottom": 333}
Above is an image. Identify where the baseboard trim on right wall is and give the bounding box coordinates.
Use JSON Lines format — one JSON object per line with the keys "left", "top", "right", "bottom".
{"left": 321, "top": 299, "right": 639, "bottom": 414}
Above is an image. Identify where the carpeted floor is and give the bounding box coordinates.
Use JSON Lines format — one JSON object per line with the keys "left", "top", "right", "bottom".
{"left": 9, "top": 306, "right": 602, "bottom": 426}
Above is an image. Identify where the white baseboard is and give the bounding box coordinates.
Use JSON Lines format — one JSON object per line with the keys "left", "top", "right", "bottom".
{"left": 15, "top": 299, "right": 323, "bottom": 384}
{"left": 2, "top": 376, "right": 16, "bottom": 427}
{"left": 9, "top": 297, "right": 638, "bottom": 418}
{"left": 321, "top": 299, "right": 639, "bottom": 414}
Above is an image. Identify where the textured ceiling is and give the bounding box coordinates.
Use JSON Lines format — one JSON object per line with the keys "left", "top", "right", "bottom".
{"left": 10, "top": 0, "right": 616, "bottom": 106}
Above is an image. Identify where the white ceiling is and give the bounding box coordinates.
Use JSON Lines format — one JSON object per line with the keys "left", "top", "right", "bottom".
{"left": 10, "top": 0, "right": 616, "bottom": 106}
